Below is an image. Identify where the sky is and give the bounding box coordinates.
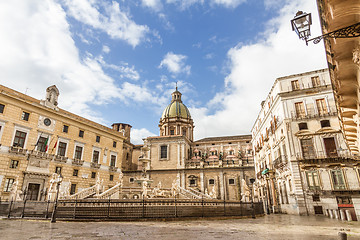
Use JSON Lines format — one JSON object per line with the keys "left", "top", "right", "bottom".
{"left": 0, "top": 0, "right": 327, "bottom": 144}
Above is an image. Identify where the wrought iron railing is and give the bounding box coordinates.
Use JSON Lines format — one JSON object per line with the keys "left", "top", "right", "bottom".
{"left": 290, "top": 107, "right": 337, "bottom": 120}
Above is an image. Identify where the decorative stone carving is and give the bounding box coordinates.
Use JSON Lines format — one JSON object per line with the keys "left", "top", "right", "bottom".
{"left": 241, "top": 179, "right": 250, "bottom": 202}
{"left": 209, "top": 185, "right": 217, "bottom": 199}
{"left": 47, "top": 173, "right": 58, "bottom": 201}
{"left": 353, "top": 46, "right": 360, "bottom": 66}
{"left": 95, "top": 174, "right": 104, "bottom": 196}
{"left": 10, "top": 177, "right": 22, "bottom": 201}
{"left": 40, "top": 85, "right": 60, "bottom": 111}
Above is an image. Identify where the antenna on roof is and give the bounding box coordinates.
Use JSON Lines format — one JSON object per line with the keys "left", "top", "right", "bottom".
{"left": 175, "top": 81, "right": 178, "bottom": 91}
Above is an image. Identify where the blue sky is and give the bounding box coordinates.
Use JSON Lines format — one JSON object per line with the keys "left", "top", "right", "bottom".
{"left": 0, "top": 0, "right": 327, "bottom": 144}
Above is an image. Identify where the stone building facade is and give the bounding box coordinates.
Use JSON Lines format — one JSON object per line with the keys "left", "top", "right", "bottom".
{"left": 123, "top": 88, "right": 255, "bottom": 201}
{"left": 0, "top": 85, "right": 126, "bottom": 201}
{"left": 252, "top": 69, "right": 360, "bottom": 221}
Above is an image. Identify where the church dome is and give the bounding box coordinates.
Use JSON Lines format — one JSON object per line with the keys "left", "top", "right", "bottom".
{"left": 161, "top": 88, "right": 191, "bottom": 120}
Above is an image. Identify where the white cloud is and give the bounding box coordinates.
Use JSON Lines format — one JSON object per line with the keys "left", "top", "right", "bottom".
{"left": 0, "top": 0, "right": 162, "bottom": 125}
{"left": 159, "top": 52, "right": 191, "bottom": 76}
{"left": 102, "top": 45, "right": 110, "bottom": 53}
{"left": 191, "top": 0, "right": 327, "bottom": 140}
{"left": 166, "top": 0, "right": 245, "bottom": 9}
{"left": 96, "top": 56, "right": 140, "bottom": 81}
{"left": 211, "top": 0, "right": 246, "bottom": 8}
{"left": 141, "top": 0, "right": 163, "bottom": 12}
{"left": 131, "top": 128, "right": 156, "bottom": 144}
{"left": 62, "top": 0, "right": 150, "bottom": 47}
{"left": 205, "top": 53, "right": 214, "bottom": 59}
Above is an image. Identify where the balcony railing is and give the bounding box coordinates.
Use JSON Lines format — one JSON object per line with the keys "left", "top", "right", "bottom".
{"left": 185, "top": 157, "right": 254, "bottom": 169}
{"left": 283, "top": 81, "right": 330, "bottom": 93}
{"left": 290, "top": 107, "right": 337, "bottom": 120}
{"left": 296, "top": 149, "right": 352, "bottom": 161}
{"left": 109, "top": 166, "right": 118, "bottom": 172}
{"left": 9, "top": 146, "right": 27, "bottom": 155}
{"left": 90, "top": 162, "right": 101, "bottom": 169}
{"left": 54, "top": 155, "right": 68, "bottom": 163}
{"left": 72, "top": 158, "right": 84, "bottom": 166}
{"left": 273, "top": 155, "right": 288, "bottom": 170}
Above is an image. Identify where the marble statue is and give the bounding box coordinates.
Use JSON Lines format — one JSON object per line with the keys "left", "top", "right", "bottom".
{"left": 241, "top": 179, "right": 250, "bottom": 202}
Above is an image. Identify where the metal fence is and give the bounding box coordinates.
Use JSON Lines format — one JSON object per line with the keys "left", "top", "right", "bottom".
{"left": 1, "top": 199, "right": 264, "bottom": 220}
{"left": 55, "top": 199, "right": 264, "bottom": 220}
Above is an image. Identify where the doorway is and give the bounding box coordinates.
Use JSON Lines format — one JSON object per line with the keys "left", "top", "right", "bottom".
{"left": 27, "top": 183, "right": 40, "bottom": 201}
{"left": 323, "top": 137, "right": 337, "bottom": 157}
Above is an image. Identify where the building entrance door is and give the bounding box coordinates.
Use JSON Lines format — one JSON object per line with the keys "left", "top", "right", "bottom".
{"left": 323, "top": 137, "right": 337, "bottom": 157}
{"left": 27, "top": 183, "right": 40, "bottom": 201}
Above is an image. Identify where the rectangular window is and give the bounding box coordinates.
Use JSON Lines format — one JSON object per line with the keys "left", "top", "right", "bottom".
{"left": 109, "top": 175, "right": 114, "bottom": 181}
{"left": 0, "top": 104, "right": 4, "bottom": 113}
{"left": 295, "top": 102, "right": 306, "bottom": 117}
{"left": 306, "top": 171, "right": 320, "bottom": 190}
{"left": 91, "top": 172, "right": 96, "bottom": 179}
{"left": 79, "top": 130, "right": 84, "bottom": 138}
{"left": 316, "top": 98, "right": 328, "bottom": 115}
{"left": 312, "top": 194, "right": 320, "bottom": 202}
{"left": 3, "top": 178, "right": 15, "bottom": 192}
{"left": 298, "top": 122, "right": 308, "bottom": 130}
{"left": 228, "top": 179, "right": 235, "bottom": 185}
{"left": 311, "top": 76, "right": 321, "bottom": 87}
{"left": 21, "top": 111, "right": 30, "bottom": 121}
{"left": 300, "top": 138, "right": 315, "bottom": 159}
{"left": 74, "top": 146, "right": 83, "bottom": 160}
{"left": 13, "top": 130, "right": 27, "bottom": 148}
{"left": 63, "top": 125, "right": 69, "bottom": 133}
{"left": 73, "top": 169, "right": 78, "bottom": 177}
{"left": 291, "top": 80, "right": 300, "bottom": 90}
{"left": 331, "top": 170, "right": 346, "bottom": 190}
{"left": 55, "top": 166, "right": 62, "bottom": 174}
{"left": 110, "top": 155, "right": 116, "bottom": 167}
{"left": 113, "top": 141, "right": 117, "bottom": 148}
{"left": 92, "top": 150, "right": 99, "bottom": 163}
{"left": 96, "top": 136, "right": 100, "bottom": 143}
{"left": 70, "top": 184, "right": 76, "bottom": 195}
{"left": 57, "top": 142, "right": 67, "bottom": 156}
{"left": 160, "top": 145, "right": 167, "bottom": 159}
{"left": 209, "top": 179, "right": 215, "bottom": 185}
{"left": 320, "top": 120, "right": 331, "bottom": 128}
{"left": 129, "top": 177, "right": 134, "bottom": 183}
{"left": 170, "top": 129, "right": 174, "bottom": 135}
{"left": 37, "top": 136, "right": 48, "bottom": 152}
{"left": 189, "top": 179, "right": 197, "bottom": 186}
{"left": 9, "top": 160, "right": 19, "bottom": 169}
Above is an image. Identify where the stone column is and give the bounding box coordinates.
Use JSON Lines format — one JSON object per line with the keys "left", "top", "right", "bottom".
{"left": 329, "top": 209, "right": 334, "bottom": 219}
{"left": 200, "top": 171, "right": 204, "bottom": 192}
{"left": 340, "top": 209, "right": 346, "bottom": 221}
{"left": 181, "top": 171, "right": 185, "bottom": 188}
{"left": 345, "top": 210, "right": 352, "bottom": 221}
{"left": 219, "top": 171, "right": 224, "bottom": 200}
{"left": 334, "top": 209, "right": 339, "bottom": 219}
{"left": 177, "top": 143, "right": 181, "bottom": 168}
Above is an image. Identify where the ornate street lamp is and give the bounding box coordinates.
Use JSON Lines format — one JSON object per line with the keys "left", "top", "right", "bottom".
{"left": 50, "top": 173, "right": 63, "bottom": 223}
{"left": 291, "top": 11, "right": 360, "bottom": 45}
{"left": 250, "top": 178, "right": 256, "bottom": 219}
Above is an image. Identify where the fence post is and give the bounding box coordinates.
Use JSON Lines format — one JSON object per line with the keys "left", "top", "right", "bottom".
{"left": 201, "top": 197, "right": 204, "bottom": 218}
{"left": 21, "top": 199, "right": 27, "bottom": 218}
{"left": 45, "top": 200, "right": 50, "bottom": 219}
{"left": 142, "top": 198, "right": 145, "bottom": 218}
{"left": 73, "top": 197, "right": 78, "bottom": 219}
{"left": 107, "top": 196, "right": 111, "bottom": 219}
{"left": 223, "top": 199, "right": 226, "bottom": 216}
{"left": 174, "top": 195, "right": 177, "bottom": 218}
{"left": 7, "top": 200, "right": 13, "bottom": 218}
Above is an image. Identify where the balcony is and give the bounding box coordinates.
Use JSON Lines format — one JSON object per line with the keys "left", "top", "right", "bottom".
{"left": 54, "top": 155, "right": 68, "bottom": 163}
{"left": 28, "top": 150, "right": 53, "bottom": 159}
{"left": 72, "top": 158, "right": 84, "bottom": 166}
{"left": 273, "top": 155, "right": 288, "bottom": 170}
{"left": 290, "top": 107, "right": 337, "bottom": 120}
{"left": 109, "top": 166, "right": 118, "bottom": 172}
{"left": 90, "top": 162, "right": 101, "bottom": 169}
{"left": 281, "top": 81, "right": 330, "bottom": 94}
{"left": 9, "top": 146, "right": 27, "bottom": 155}
{"left": 296, "top": 150, "right": 353, "bottom": 164}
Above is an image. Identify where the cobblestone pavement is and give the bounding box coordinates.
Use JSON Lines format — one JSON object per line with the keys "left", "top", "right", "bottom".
{"left": 1, "top": 215, "right": 360, "bottom": 240}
